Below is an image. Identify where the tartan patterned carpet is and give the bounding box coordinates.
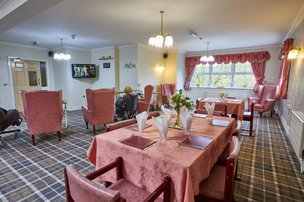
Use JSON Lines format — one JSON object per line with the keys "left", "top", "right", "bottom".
{"left": 0, "top": 110, "right": 303, "bottom": 202}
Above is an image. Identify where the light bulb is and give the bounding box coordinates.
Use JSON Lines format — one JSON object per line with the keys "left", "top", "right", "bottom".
{"left": 164, "top": 35, "right": 173, "bottom": 48}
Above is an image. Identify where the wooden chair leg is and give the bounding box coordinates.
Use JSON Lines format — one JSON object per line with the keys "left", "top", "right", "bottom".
{"left": 270, "top": 110, "right": 273, "bottom": 117}
{"left": 57, "top": 131, "right": 61, "bottom": 141}
{"left": 32, "top": 135, "right": 35, "bottom": 146}
{"left": 93, "top": 125, "right": 96, "bottom": 134}
{"left": 86, "top": 122, "right": 88, "bottom": 129}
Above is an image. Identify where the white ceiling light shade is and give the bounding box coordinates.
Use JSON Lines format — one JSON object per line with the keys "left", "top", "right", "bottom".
{"left": 200, "top": 41, "right": 214, "bottom": 63}
{"left": 148, "top": 11, "right": 173, "bottom": 49}
{"left": 54, "top": 38, "right": 71, "bottom": 60}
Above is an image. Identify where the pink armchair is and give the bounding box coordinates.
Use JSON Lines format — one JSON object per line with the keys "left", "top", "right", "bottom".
{"left": 247, "top": 85, "right": 264, "bottom": 111}
{"left": 82, "top": 88, "right": 115, "bottom": 134}
{"left": 253, "top": 85, "right": 277, "bottom": 117}
{"left": 161, "top": 84, "right": 176, "bottom": 105}
{"left": 21, "top": 90, "right": 63, "bottom": 146}
{"left": 137, "top": 85, "right": 154, "bottom": 113}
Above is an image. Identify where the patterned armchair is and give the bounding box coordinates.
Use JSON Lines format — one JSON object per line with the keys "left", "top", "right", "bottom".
{"left": 21, "top": 90, "right": 63, "bottom": 146}
{"left": 137, "top": 85, "right": 154, "bottom": 113}
{"left": 247, "top": 85, "right": 264, "bottom": 111}
{"left": 253, "top": 85, "right": 277, "bottom": 117}
{"left": 161, "top": 84, "right": 176, "bottom": 105}
{"left": 82, "top": 88, "right": 115, "bottom": 134}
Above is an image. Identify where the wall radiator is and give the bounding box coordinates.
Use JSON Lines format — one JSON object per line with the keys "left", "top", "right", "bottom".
{"left": 289, "top": 111, "right": 304, "bottom": 172}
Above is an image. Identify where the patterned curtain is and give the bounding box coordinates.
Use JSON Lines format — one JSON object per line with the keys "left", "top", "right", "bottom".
{"left": 184, "top": 51, "right": 270, "bottom": 90}
{"left": 277, "top": 38, "right": 293, "bottom": 99}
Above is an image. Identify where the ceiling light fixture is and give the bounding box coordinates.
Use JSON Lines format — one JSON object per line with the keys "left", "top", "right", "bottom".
{"left": 148, "top": 11, "right": 173, "bottom": 49}
{"left": 200, "top": 41, "right": 214, "bottom": 64}
{"left": 54, "top": 38, "right": 71, "bottom": 60}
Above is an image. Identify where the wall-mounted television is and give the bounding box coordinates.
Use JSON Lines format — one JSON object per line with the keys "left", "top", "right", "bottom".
{"left": 72, "top": 64, "right": 96, "bottom": 78}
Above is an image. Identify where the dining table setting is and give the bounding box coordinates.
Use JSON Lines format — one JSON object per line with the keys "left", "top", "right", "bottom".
{"left": 87, "top": 110, "right": 237, "bottom": 202}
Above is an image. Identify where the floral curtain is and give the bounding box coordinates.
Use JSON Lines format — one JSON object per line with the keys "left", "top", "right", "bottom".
{"left": 277, "top": 38, "right": 293, "bottom": 99}
{"left": 184, "top": 51, "right": 270, "bottom": 90}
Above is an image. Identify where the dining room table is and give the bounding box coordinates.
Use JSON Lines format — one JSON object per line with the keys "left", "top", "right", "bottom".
{"left": 87, "top": 116, "right": 236, "bottom": 202}
{"left": 196, "top": 97, "right": 245, "bottom": 120}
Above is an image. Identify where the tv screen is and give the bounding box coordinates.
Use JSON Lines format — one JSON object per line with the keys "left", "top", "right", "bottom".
{"left": 72, "top": 64, "right": 96, "bottom": 78}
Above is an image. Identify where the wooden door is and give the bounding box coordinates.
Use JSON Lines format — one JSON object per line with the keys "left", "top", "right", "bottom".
{"left": 11, "top": 60, "right": 41, "bottom": 111}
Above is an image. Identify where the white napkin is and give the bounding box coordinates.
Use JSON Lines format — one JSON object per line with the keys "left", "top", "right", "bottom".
{"left": 204, "top": 102, "right": 215, "bottom": 118}
{"left": 180, "top": 107, "right": 193, "bottom": 132}
{"left": 153, "top": 115, "right": 171, "bottom": 139}
{"left": 136, "top": 111, "right": 148, "bottom": 132}
{"left": 161, "top": 105, "right": 173, "bottom": 120}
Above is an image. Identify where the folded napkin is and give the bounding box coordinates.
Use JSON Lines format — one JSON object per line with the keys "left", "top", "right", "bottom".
{"left": 136, "top": 111, "right": 148, "bottom": 133}
{"left": 204, "top": 102, "right": 215, "bottom": 118}
{"left": 161, "top": 105, "right": 173, "bottom": 120}
{"left": 153, "top": 115, "right": 171, "bottom": 139}
{"left": 180, "top": 107, "right": 193, "bottom": 133}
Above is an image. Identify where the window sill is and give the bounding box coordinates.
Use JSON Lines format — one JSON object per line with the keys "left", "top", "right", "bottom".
{"left": 190, "top": 86, "right": 253, "bottom": 90}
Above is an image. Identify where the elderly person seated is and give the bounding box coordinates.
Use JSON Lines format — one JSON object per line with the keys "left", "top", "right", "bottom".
{"left": 115, "top": 86, "right": 138, "bottom": 121}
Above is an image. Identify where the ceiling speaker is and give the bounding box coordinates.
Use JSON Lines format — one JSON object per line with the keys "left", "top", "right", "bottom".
{"left": 163, "top": 53, "right": 168, "bottom": 59}
{"left": 48, "top": 51, "right": 54, "bottom": 57}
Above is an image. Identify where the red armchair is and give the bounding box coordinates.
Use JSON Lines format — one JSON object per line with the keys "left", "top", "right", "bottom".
{"left": 137, "top": 85, "right": 154, "bottom": 113}
{"left": 82, "top": 88, "right": 115, "bottom": 134}
{"left": 247, "top": 84, "right": 264, "bottom": 111}
{"left": 21, "top": 90, "right": 63, "bottom": 146}
{"left": 161, "top": 84, "right": 176, "bottom": 105}
{"left": 253, "top": 85, "right": 277, "bottom": 117}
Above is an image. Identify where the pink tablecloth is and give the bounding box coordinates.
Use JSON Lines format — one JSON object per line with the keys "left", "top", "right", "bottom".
{"left": 196, "top": 97, "right": 245, "bottom": 120}
{"left": 87, "top": 117, "right": 236, "bottom": 202}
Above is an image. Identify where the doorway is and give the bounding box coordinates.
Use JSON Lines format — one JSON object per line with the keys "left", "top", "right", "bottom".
{"left": 10, "top": 58, "right": 48, "bottom": 111}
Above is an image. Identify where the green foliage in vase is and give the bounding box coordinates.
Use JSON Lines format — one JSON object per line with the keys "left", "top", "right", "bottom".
{"left": 169, "top": 89, "right": 193, "bottom": 113}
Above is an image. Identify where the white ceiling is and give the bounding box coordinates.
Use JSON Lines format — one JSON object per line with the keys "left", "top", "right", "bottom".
{"left": 0, "top": 0, "right": 303, "bottom": 52}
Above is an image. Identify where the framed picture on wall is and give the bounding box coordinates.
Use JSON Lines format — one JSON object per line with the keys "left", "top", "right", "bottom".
{"left": 103, "top": 63, "right": 110, "bottom": 68}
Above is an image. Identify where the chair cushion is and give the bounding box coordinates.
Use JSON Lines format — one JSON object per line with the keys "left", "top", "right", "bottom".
{"left": 199, "top": 165, "right": 226, "bottom": 201}
{"left": 109, "top": 179, "right": 162, "bottom": 202}
{"left": 254, "top": 104, "right": 263, "bottom": 109}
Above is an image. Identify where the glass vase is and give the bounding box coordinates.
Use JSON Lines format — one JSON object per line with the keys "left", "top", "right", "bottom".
{"left": 175, "top": 111, "right": 182, "bottom": 128}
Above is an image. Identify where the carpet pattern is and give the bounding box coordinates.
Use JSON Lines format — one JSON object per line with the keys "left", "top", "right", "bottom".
{"left": 0, "top": 110, "right": 303, "bottom": 202}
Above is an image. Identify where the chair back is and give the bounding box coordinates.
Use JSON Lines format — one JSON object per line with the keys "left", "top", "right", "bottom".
{"left": 225, "top": 136, "right": 240, "bottom": 202}
{"left": 106, "top": 119, "right": 137, "bottom": 132}
{"left": 214, "top": 103, "right": 227, "bottom": 117}
{"left": 233, "top": 120, "right": 242, "bottom": 139}
{"left": 86, "top": 88, "right": 115, "bottom": 123}
{"left": 259, "top": 85, "right": 276, "bottom": 106}
{"left": 143, "top": 85, "right": 154, "bottom": 102}
{"left": 21, "top": 90, "right": 62, "bottom": 135}
{"left": 64, "top": 165, "right": 121, "bottom": 202}
{"left": 161, "top": 84, "right": 176, "bottom": 104}
{"left": 256, "top": 85, "right": 264, "bottom": 98}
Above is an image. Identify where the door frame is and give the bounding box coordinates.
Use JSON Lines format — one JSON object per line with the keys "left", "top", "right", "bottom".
{"left": 7, "top": 56, "right": 51, "bottom": 109}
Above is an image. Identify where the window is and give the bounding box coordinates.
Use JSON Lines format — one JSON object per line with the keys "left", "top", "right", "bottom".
{"left": 190, "top": 61, "right": 255, "bottom": 88}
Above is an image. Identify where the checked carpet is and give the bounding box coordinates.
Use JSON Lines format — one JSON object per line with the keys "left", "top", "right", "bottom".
{"left": 0, "top": 110, "right": 304, "bottom": 202}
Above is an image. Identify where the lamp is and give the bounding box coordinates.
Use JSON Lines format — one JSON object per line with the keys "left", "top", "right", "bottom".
{"left": 200, "top": 41, "right": 214, "bottom": 64}
{"left": 54, "top": 38, "right": 71, "bottom": 60}
{"left": 148, "top": 11, "right": 173, "bottom": 49}
{"left": 156, "top": 65, "right": 166, "bottom": 72}
{"left": 287, "top": 48, "right": 300, "bottom": 59}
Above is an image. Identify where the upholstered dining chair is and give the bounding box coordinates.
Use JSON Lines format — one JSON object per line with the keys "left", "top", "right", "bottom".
{"left": 82, "top": 88, "right": 115, "bottom": 134}
{"left": 64, "top": 157, "right": 172, "bottom": 202}
{"left": 197, "top": 136, "right": 240, "bottom": 202}
{"left": 21, "top": 90, "right": 63, "bottom": 146}
{"left": 161, "top": 84, "right": 176, "bottom": 106}
{"left": 137, "top": 85, "right": 154, "bottom": 113}
{"left": 242, "top": 102, "right": 255, "bottom": 137}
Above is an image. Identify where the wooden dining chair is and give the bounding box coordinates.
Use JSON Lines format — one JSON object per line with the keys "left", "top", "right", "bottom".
{"left": 242, "top": 102, "right": 255, "bottom": 136}
{"left": 64, "top": 157, "right": 172, "bottom": 202}
{"left": 196, "top": 136, "right": 240, "bottom": 202}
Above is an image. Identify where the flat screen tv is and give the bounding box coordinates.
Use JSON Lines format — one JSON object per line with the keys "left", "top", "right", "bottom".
{"left": 72, "top": 64, "right": 96, "bottom": 78}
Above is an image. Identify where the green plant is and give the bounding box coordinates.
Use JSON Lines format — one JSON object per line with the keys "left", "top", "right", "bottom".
{"left": 169, "top": 89, "right": 193, "bottom": 113}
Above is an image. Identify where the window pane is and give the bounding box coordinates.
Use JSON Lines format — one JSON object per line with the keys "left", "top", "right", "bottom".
{"left": 234, "top": 74, "right": 255, "bottom": 88}
{"left": 211, "top": 75, "right": 232, "bottom": 88}
{"left": 191, "top": 74, "right": 209, "bottom": 87}
{"left": 235, "top": 62, "right": 252, "bottom": 72}
{"left": 194, "top": 64, "right": 209, "bottom": 73}
{"left": 28, "top": 71, "right": 37, "bottom": 86}
{"left": 40, "top": 62, "right": 47, "bottom": 87}
{"left": 212, "top": 63, "right": 231, "bottom": 73}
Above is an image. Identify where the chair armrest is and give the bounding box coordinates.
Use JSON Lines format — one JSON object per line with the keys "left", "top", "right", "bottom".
{"left": 86, "top": 157, "right": 123, "bottom": 180}
{"left": 266, "top": 99, "right": 275, "bottom": 102}
{"left": 263, "top": 99, "right": 276, "bottom": 111}
{"left": 143, "top": 176, "right": 171, "bottom": 202}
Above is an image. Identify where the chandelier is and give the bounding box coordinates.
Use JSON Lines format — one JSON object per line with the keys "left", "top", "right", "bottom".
{"left": 200, "top": 41, "right": 214, "bottom": 63}
{"left": 148, "top": 11, "right": 173, "bottom": 48}
{"left": 54, "top": 38, "right": 71, "bottom": 60}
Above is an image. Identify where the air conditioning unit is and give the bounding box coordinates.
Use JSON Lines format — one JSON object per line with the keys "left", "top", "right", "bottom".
{"left": 288, "top": 111, "right": 304, "bottom": 173}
